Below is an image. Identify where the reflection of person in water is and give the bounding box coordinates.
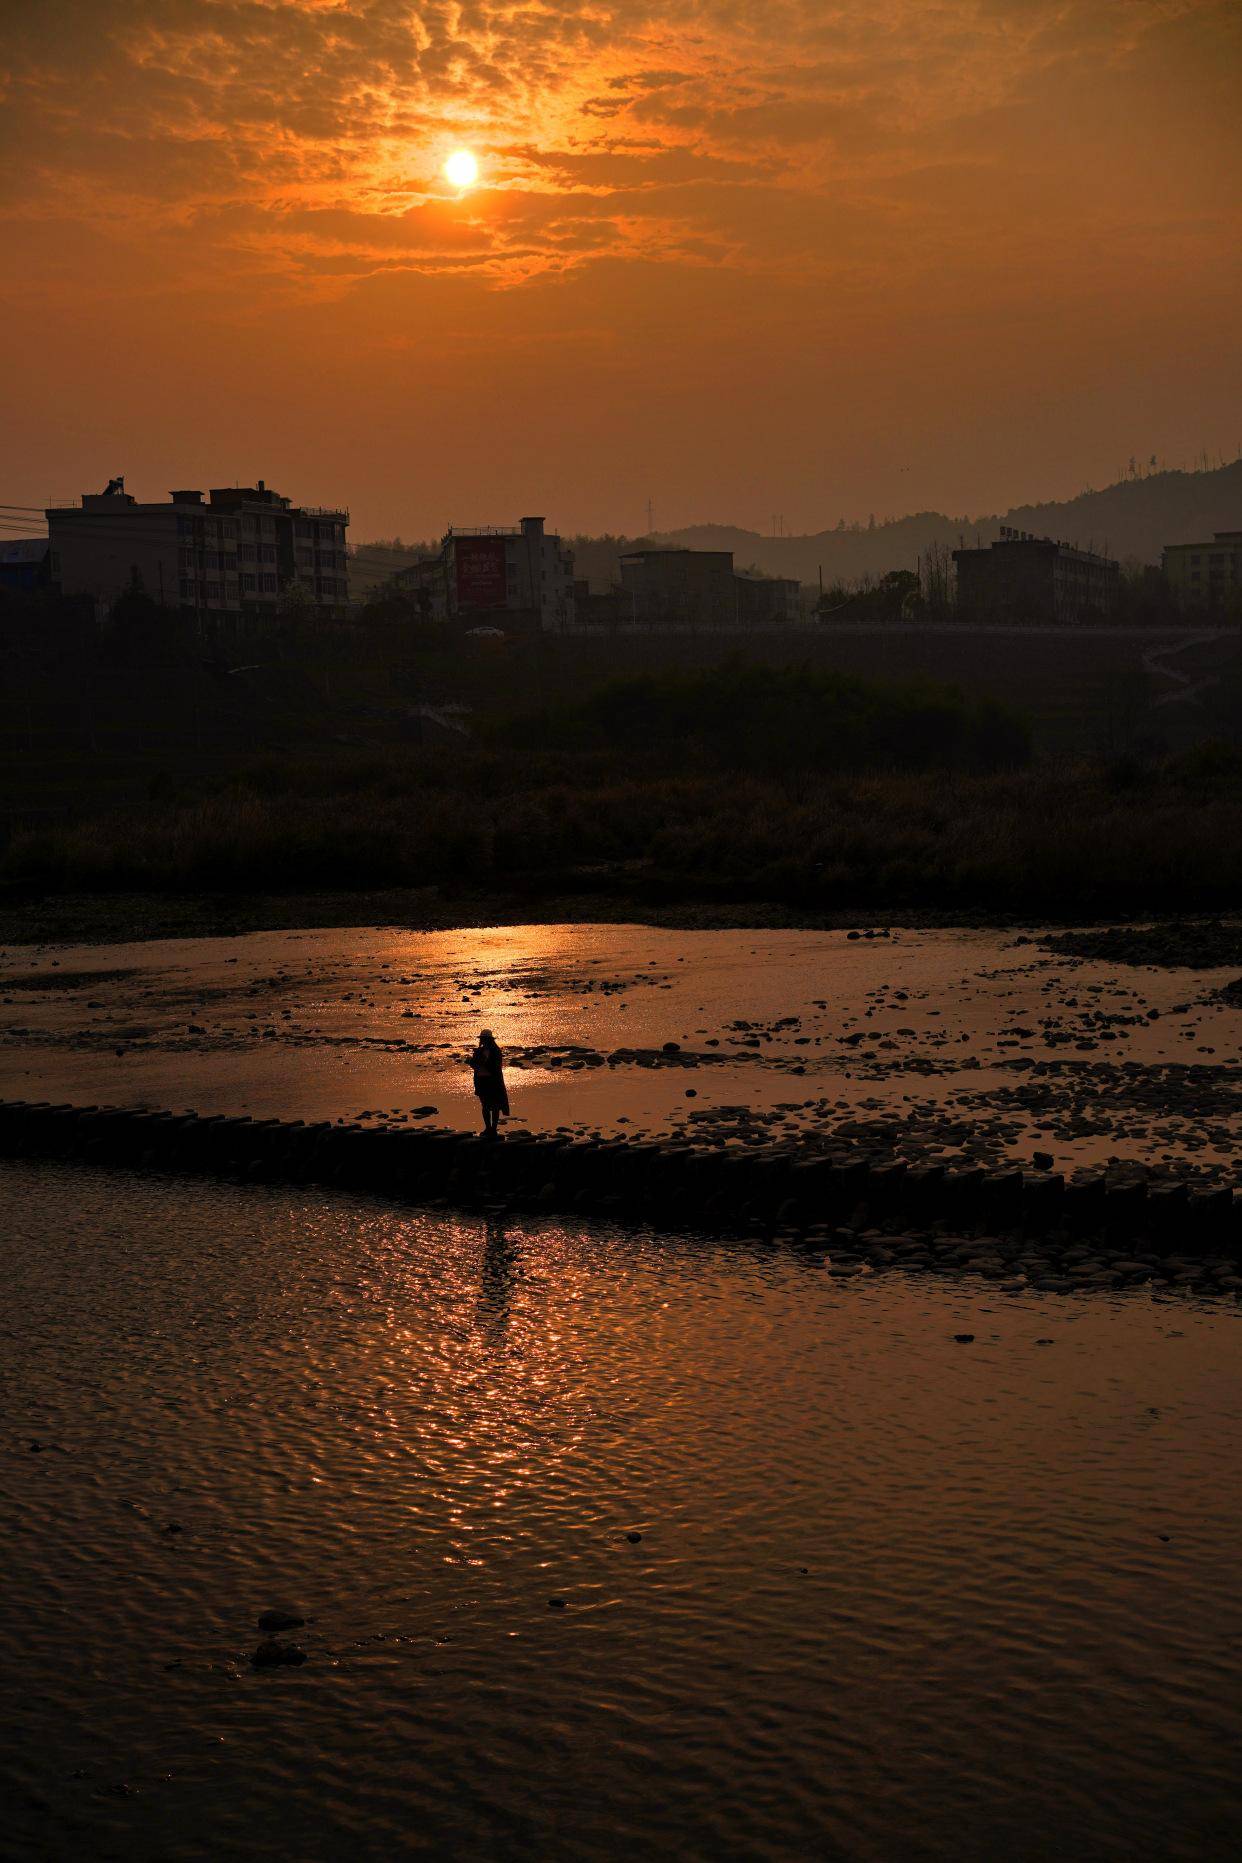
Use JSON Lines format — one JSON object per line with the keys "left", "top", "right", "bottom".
{"left": 470, "top": 1028, "right": 509, "bottom": 1137}
{"left": 479, "top": 1216, "right": 517, "bottom": 1337}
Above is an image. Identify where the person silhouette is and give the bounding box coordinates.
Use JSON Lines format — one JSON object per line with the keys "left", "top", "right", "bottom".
{"left": 470, "top": 1028, "right": 509, "bottom": 1138}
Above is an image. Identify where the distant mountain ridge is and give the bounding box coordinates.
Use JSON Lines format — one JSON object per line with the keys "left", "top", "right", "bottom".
{"left": 574, "top": 460, "right": 1242, "bottom": 589}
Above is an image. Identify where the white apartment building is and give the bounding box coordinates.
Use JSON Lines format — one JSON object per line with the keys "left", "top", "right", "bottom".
{"left": 441, "top": 516, "right": 575, "bottom": 631}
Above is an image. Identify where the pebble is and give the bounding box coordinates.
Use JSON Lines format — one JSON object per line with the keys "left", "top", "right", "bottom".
{"left": 257, "top": 1609, "right": 306, "bottom": 1633}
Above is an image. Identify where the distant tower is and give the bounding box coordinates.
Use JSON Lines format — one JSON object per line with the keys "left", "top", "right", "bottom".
{"left": 646, "top": 497, "right": 654, "bottom": 536}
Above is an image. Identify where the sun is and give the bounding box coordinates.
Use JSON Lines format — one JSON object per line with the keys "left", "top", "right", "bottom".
{"left": 444, "top": 149, "right": 479, "bottom": 189}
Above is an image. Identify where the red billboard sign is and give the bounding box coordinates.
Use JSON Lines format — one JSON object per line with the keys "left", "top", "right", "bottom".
{"left": 455, "top": 535, "right": 507, "bottom": 609}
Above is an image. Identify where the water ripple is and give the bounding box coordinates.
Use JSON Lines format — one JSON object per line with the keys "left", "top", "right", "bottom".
{"left": 3, "top": 1160, "right": 1242, "bottom": 1859}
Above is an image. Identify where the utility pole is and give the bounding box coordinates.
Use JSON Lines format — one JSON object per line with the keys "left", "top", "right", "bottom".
{"left": 645, "top": 497, "right": 654, "bottom": 536}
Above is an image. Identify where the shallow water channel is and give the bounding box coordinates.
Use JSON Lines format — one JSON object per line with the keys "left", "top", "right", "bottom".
{"left": 2, "top": 921, "right": 1241, "bottom": 1180}
{"left": 4, "top": 1161, "right": 1242, "bottom": 1859}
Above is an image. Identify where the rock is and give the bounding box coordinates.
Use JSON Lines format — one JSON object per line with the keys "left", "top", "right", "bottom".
{"left": 547, "top": 1597, "right": 568, "bottom": 1609}
{"left": 250, "top": 1639, "right": 308, "bottom": 1668}
{"left": 661, "top": 1041, "right": 681, "bottom": 1054}
{"left": 953, "top": 1333, "right": 975, "bottom": 1344}
{"left": 684, "top": 1088, "right": 697, "bottom": 1098}
{"left": 257, "top": 1609, "right": 306, "bottom": 1633}
{"left": 625, "top": 1531, "right": 643, "bottom": 1543}
{"left": 1032, "top": 1150, "right": 1054, "bottom": 1171}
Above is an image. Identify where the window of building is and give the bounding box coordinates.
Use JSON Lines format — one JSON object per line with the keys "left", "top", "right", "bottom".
{"left": 205, "top": 581, "right": 222, "bottom": 601}
{"left": 260, "top": 544, "right": 276, "bottom": 563}
{"left": 262, "top": 573, "right": 277, "bottom": 592}
{"left": 242, "top": 572, "right": 256, "bottom": 591}
{"left": 295, "top": 521, "right": 311, "bottom": 539}
{"left": 240, "top": 542, "right": 256, "bottom": 562}
{"left": 180, "top": 579, "right": 194, "bottom": 600}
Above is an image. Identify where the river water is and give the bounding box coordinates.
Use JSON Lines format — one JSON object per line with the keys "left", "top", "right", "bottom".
{"left": 4, "top": 1159, "right": 1242, "bottom": 1860}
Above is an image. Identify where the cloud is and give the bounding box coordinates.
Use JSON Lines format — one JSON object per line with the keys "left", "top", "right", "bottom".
{"left": 3, "top": 0, "right": 1235, "bottom": 298}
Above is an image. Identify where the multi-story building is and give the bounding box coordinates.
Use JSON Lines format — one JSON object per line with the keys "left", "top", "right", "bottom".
{"left": 618, "top": 546, "right": 802, "bottom": 628}
{"left": 619, "top": 547, "right": 737, "bottom": 627}
{"left": 46, "top": 478, "right": 349, "bottom": 629}
{"left": 1163, "top": 531, "right": 1242, "bottom": 609}
{"left": 952, "top": 532, "right": 1120, "bottom": 623}
{"left": 391, "top": 516, "right": 575, "bottom": 631}
{"left": 736, "top": 571, "right": 802, "bottom": 626}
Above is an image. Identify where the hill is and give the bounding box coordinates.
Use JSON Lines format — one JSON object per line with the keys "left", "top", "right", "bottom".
{"left": 554, "top": 460, "right": 1242, "bottom": 590}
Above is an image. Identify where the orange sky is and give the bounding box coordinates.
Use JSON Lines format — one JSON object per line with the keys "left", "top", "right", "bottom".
{"left": 3, "top": 0, "right": 1239, "bottom": 538}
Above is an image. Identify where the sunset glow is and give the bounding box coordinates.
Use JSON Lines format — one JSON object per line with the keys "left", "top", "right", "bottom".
{"left": 2, "top": 0, "right": 1239, "bottom": 536}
